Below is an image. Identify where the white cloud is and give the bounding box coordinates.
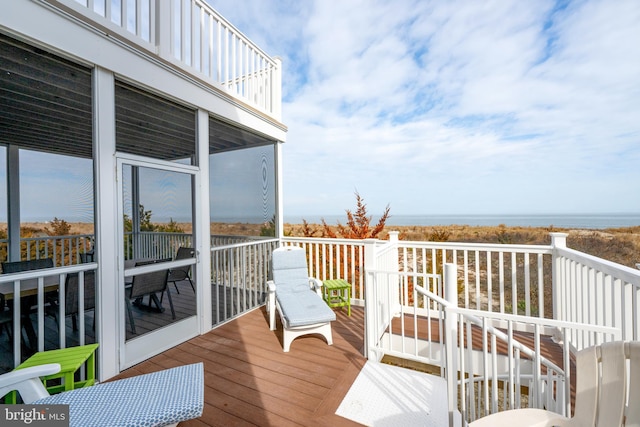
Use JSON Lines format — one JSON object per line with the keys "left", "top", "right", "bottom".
{"left": 209, "top": 0, "right": 640, "bottom": 216}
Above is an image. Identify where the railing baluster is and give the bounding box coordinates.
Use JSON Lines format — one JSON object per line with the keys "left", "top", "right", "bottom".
{"left": 491, "top": 333, "right": 498, "bottom": 413}
{"left": 507, "top": 321, "right": 514, "bottom": 409}
{"left": 524, "top": 253, "right": 531, "bottom": 316}
{"left": 482, "top": 317, "right": 489, "bottom": 417}
{"left": 537, "top": 253, "right": 544, "bottom": 317}
{"left": 533, "top": 324, "right": 541, "bottom": 407}
{"left": 499, "top": 251, "right": 504, "bottom": 313}
{"left": 463, "top": 250, "right": 469, "bottom": 308}
{"left": 486, "top": 251, "right": 492, "bottom": 312}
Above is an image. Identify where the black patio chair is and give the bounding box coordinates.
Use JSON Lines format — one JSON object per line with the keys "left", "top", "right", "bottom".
{"left": 167, "top": 247, "right": 195, "bottom": 294}
{"left": 0, "top": 295, "right": 12, "bottom": 339}
{"left": 1, "top": 258, "right": 56, "bottom": 350}
{"left": 125, "top": 264, "right": 173, "bottom": 334}
{"left": 63, "top": 271, "right": 96, "bottom": 332}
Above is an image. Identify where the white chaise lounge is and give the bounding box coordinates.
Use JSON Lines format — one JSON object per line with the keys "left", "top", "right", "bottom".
{"left": 0, "top": 362, "right": 204, "bottom": 427}
{"left": 268, "top": 246, "right": 336, "bottom": 352}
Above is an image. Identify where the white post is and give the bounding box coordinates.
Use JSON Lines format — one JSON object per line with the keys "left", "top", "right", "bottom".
{"left": 444, "top": 263, "right": 458, "bottom": 427}
{"left": 272, "top": 57, "right": 282, "bottom": 120}
{"left": 196, "top": 109, "right": 212, "bottom": 331}
{"left": 6, "top": 145, "right": 20, "bottom": 262}
{"left": 363, "top": 238, "right": 378, "bottom": 361}
{"left": 274, "top": 141, "right": 284, "bottom": 240}
{"left": 388, "top": 231, "right": 401, "bottom": 315}
{"left": 155, "top": 0, "right": 172, "bottom": 58}
{"left": 550, "top": 232, "right": 568, "bottom": 321}
{"left": 93, "top": 66, "right": 119, "bottom": 380}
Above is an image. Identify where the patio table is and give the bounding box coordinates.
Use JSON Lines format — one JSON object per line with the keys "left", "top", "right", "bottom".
{"left": 0, "top": 275, "right": 59, "bottom": 302}
{"left": 6, "top": 343, "right": 99, "bottom": 403}
{"left": 0, "top": 275, "right": 60, "bottom": 349}
{"left": 322, "top": 279, "right": 351, "bottom": 316}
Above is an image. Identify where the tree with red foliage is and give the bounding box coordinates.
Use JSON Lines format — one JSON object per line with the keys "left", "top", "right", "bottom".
{"left": 316, "top": 191, "right": 390, "bottom": 238}
{"left": 299, "top": 192, "right": 391, "bottom": 297}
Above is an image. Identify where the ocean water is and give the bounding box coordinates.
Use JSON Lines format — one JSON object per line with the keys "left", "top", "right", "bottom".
{"left": 284, "top": 213, "right": 640, "bottom": 230}
{"left": 24, "top": 213, "right": 638, "bottom": 230}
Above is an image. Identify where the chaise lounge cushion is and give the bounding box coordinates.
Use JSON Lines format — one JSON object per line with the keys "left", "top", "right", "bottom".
{"left": 272, "top": 249, "right": 316, "bottom": 293}
{"left": 277, "top": 290, "right": 336, "bottom": 327}
{"left": 33, "top": 363, "right": 204, "bottom": 427}
{"left": 269, "top": 246, "right": 336, "bottom": 351}
{"left": 271, "top": 247, "right": 335, "bottom": 327}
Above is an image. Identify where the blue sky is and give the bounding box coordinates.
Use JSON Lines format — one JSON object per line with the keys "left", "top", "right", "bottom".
{"left": 210, "top": 0, "right": 640, "bottom": 217}
{"left": 3, "top": 0, "right": 638, "bottom": 224}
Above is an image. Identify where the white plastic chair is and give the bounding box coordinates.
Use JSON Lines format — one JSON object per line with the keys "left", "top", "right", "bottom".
{"left": 469, "top": 341, "right": 640, "bottom": 427}
{"left": 0, "top": 362, "right": 204, "bottom": 427}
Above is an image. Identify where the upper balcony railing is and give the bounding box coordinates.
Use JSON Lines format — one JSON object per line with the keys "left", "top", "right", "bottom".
{"left": 49, "top": 0, "right": 282, "bottom": 119}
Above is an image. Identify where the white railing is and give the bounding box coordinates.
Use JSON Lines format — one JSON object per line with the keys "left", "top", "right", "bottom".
{"left": 374, "top": 231, "right": 400, "bottom": 273}
{"left": 282, "top": 237, "right": 366, "bottom": 303}
{"left": 211, "top": 234, "right": 261, "bottom": 247}
{"left": 446, "top": 303, "right": 619, "bottom": 424}
{"left": 363, "top": 265, "right": 621, "bottom": 425}
{"left": 210, "top": 238, "right": 278, "bottom": 326}
{"left": 0, "top": 232, "right": 273, "bottom": 373}
{"left": 552, "top": 233, "right": 640, "bottom": 348}
{"left": 124, "top": 231, "right": 193, "bottom": 261}
{"left": 364, "top": 269, "right": 445, "bottom": 366}
{"left": 124, "top": 232, "right": 261, "bottom": 261}
{"left": 0, "top": 234, "right": 94, "bottom": 267}
{"left": 50, "top": 0, "right": 282, "bottom": 118}
{"left": 0, "top": 263, "right": 98, "bottom": 368}
{"left": 1, "top": 232, "right": 261, "bottom": 267}
{"left": 396, "top": 239, "right": 553, "bottom": 318}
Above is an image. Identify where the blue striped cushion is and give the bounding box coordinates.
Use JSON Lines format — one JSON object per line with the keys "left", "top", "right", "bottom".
{"left": 277, "top": 290, "right": 336, "bottom": 327}
{"left": 33, "top": 363, "right": 204, "bottom": 427}
{"left": 272, "top": 249, "right": 311, "bottom": 293}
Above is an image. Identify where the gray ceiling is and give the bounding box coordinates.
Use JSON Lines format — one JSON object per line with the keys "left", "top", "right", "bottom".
{"left": 0, "top": 32, "right": 275, "bottom": 162}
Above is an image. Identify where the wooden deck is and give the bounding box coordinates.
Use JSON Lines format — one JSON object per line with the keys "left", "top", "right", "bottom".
{"left": 114, "top": 305, "right": 367, "bottom": 427}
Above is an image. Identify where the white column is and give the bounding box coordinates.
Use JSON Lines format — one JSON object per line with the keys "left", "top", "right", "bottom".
{"left": 272, "top": 57, "right": 282, "bottom": 120}
{"left": 550, "top": 232, "right": 568, "bottom": 321}
{"left": 155, "top": 0, "right": 171, "bottom": 58}
{"left": 388, "top": 231, "right": 401, "bottom": 315}
{"left": 274, "top": 141, "right": 284, "bottom": 240}
{"left": 93, "top": 66, "right": 119, "bottom": 380}
{"left": 6, "top": 145, "right": 20, "bottom": 261}
{"left": 363, "top": 238, "right": 378, "bottom": 360}
{"left": 195, "top": 109, "right": 212, "bottom": 331}
{"left": 444, "top": 262, "right": 458, "bottom": 427}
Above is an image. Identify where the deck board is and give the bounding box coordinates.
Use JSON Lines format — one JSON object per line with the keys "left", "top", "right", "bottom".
{"left": 114, "top": 305, "right": 366, "bottom": 427}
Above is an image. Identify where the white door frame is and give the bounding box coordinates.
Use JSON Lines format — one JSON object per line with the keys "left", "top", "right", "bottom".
{"left": 115, "top": 153, "right": 200, "bottom": 369}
